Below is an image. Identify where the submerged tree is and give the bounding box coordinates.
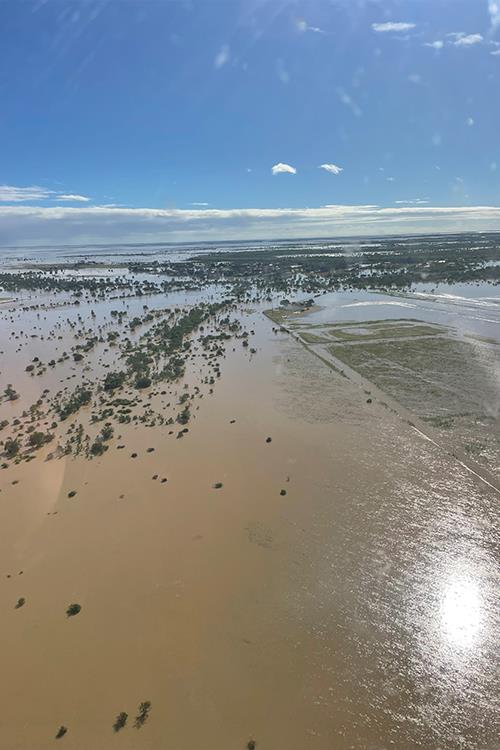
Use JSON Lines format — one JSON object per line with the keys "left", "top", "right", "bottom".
{"left": 4, "top": 438, "right": 20, "bottom": 458}
{"left": 28, "top": 431, "right": 53, "bottom": 449}
{"left": 133, "top": 701, "right": 151, "bottom": 729}
{"left": 113, "top": 712, "right": 128, "bottom": 733}
{"left": 103, "top": 371, "right": 126, "bottom": 392}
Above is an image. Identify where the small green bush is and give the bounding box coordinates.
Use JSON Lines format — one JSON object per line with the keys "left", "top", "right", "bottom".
{"left": 90, "top": 440, "right": 108, "bottom": 456}
{"left": 134, "top": 376, "right": 152, "bottom": 390}
{"left": 103, "top": 371, "right": 126, "bottom": 391}
{"left": 113, "top": 712, "right": 128, "bottom": 733}
{"left": 133, "top": 701, "right": 151, "bottom": 729}
{"left": 4, "top": 438, "right": 20, "bottom": 458}
{"left": 66, "top": 603, "right": 81, "bottom": 618}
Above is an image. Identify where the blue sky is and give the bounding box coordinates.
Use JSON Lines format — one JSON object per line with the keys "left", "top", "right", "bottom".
{"left": 1, "top": 0, "right": 500, "bottom": 245}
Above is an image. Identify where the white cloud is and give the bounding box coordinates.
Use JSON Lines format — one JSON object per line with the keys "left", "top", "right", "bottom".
{"left": 466, "top": 117, "right": 475, "bottom": 126}
{"left": 451, "top": 33, "right": 483, "bottom": 46}
{"left": 190, "top": 202, "right": 209, "bottom": 206}
{"left": 3, "top": 204, "right": 500, "bottom": 246}
{"left": 276, "top": 58, "right": 290, "bottom": 85}
{"left": 0, "top": 184, "right": 53, "bottom": 202}
{"left": 491, "top": 48, "right": 500, "bottom": 55}
{"left": 424, "top": 40, "right": 444, "bottom": 49}
{"left": 57, "top": 194, "right": 90, "bottom": 202}
{"left": 319, "top": 163, "right": 343, "bottom": 175}
{"left": 372, "top": 22, "right": 416, "bottom": 33}
{"left": 271, "top": 163, "right": 296, "bottom": 175}
{"left": 337, "top": 88, "right": 362, "bottom": 117}
{"left": 214, "top": 44, "right": 230, "bottom": 69}
{"left": 395, "top": 199, "right": 429, "bottom": 205}
{"left": 0, "top": 185, "right": 92, "bottom": 203}
{"left": 296, "top": 19, "right": 324, "bottom": 34}
{"left": 488, "top": 1, "right": 500, "bottom": 31}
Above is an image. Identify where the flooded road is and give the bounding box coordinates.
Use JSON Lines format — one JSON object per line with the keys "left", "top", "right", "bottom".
{"left": 0, "top": 305, "right": 498, "bottom": 749}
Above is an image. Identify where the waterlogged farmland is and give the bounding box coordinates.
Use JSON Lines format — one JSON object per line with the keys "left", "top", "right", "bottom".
{"left": 284, "top": 316, "right": 500, "bottom": 481}
{"left": 0, "top": 233, "right": 499, "bottom": 750}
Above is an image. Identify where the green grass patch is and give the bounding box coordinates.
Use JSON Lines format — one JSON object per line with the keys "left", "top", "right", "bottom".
{"left": 263, "top": 308, "right": 290, "bottom": 324}
{"left": 328, "top": 324, "right": 442, "bottom": 342}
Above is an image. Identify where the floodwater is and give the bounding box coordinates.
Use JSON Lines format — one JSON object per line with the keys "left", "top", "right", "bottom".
{"left": 305, "top": 282, "right": 500, "bottom": 342}
{"left": 0, "top": 302, "right": 499, "bottom": 749}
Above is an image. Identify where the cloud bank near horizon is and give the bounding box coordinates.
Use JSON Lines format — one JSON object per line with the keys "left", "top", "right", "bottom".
{"left": 0, "top": 185, "right": 92, "bottom": 204}
{"left": 1, "top": 203, "right": 500, "bottom": 247}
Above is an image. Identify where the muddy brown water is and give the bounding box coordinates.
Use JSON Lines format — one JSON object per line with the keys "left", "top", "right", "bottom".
{"left": 0, "top": 311, "right": 498, "bottom": 749}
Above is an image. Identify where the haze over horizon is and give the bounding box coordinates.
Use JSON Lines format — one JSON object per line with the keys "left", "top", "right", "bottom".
{"left": 1, "top": 0, "right": 500, "bottom": 246}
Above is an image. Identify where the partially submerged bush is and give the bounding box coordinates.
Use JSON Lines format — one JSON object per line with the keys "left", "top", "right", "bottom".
{"left": 4, "top": 384, "right": 19, "bottom": 401}
{"left": 134, "top": 376, "right": 152, "bottom": 390}
{"left": 90, "top": 440, "right": 108, "bottom": 457}
{"left": 66, "top": 603, "right": 81, "bottom": 618}
{"left": 57, "top": 386, "right": 92, "bottom": 420}
{"left": 113, "top": 712, "right": 128, "bottom": 733}
{"left": 28, "top": 431, "right": 53, "bottom": 449}
{"left": 99, "top": 424, "right": 114, "bottom": 442}
{"left": 4, "top": 438, "right": 20, "bottom": 458}
{"left": 103, "top": 371, "right": 126, "bottom": 392}
{"left": 133, "top": 701, "right": 151, "bottom": 729}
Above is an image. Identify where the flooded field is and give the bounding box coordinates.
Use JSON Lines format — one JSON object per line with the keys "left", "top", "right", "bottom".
{"left": 0, "top": 241, "right": 499, "bottom": 749}
{"left": 279, "top": 311, "right": 500, "bottom": 482}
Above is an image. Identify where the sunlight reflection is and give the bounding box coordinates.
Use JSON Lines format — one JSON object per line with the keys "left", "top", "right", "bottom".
{"left": 440, "top": 573, "right": 482, "bottom": 649}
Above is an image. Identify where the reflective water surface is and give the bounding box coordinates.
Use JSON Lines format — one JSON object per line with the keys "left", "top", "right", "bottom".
{"left": 0, "top": 273, "right": 498, "bottom": 749}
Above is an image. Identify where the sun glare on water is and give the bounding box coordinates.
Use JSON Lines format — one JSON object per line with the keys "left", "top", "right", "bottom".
{"left": 440, "top": 573, "right": 483, "bottom": 650}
